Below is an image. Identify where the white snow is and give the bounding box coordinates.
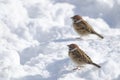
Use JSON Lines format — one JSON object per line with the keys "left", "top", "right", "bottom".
{"left": 0, "top": 0, "right": 120, "bottom": 80}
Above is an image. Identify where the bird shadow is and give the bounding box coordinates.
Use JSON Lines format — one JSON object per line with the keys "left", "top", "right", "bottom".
{"left": 52, "top": 37, "right": 99, "bottom": 43}
{"left": 53, "top": 37, "right": 83, "bottom": 43}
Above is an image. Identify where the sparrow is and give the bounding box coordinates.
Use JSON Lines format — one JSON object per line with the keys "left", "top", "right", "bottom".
{"left": 71, "top": 15, "right": 104, "bottom": 39}
{"left": 67, "top": 43, "right": 101, "bottom": 70}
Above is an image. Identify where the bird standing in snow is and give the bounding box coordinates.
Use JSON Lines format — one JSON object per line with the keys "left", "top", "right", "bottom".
{"left": 71, "top": 15, "right": 104, "bottom": 39}
{"left": 67, "top": 43, "right": 101, "bottom": 70}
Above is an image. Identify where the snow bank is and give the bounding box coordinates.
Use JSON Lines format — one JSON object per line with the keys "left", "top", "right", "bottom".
{"left": 0, "top": 0, "right": 120, "bottom": 80}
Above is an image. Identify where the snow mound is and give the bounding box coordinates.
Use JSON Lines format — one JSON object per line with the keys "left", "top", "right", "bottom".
{"left": 0, "top": 0, "right": 120, "bottom": 80}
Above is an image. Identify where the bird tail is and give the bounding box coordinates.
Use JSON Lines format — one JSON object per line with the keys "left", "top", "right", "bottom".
{"left": 91, "top": 63, "right": 101, "bottom": 68}
{"left": 93, "top": 32, "right": 104, "bottom": 39}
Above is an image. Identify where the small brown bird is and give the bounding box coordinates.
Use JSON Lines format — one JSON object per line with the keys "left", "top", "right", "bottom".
{"left": 71, "top": 15, "right": 104, "bottom": 39}
{"left": 67, "top": 43, "right": 101, "bottom": 70}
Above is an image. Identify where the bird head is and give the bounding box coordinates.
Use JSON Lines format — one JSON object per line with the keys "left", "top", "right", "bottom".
{"left": 67, "top": 43, "right": 79, "bottom": 51}
{"left": 71, "top": 15, "right": 82, "bottom": 22}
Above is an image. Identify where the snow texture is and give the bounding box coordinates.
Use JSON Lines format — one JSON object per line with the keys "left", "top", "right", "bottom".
{"left": 0, "top": 0, "right": 120, "bottom": 80}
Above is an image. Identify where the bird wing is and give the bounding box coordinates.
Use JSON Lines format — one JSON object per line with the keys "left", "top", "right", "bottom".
{"left": 74, "top": 49, "right": 93, "bottom": 63}
{"left": 77, "top": 22, "right": 86, "bottom": 29}
{"left": 81, "top": 20, "right": 95, "bottom": 33}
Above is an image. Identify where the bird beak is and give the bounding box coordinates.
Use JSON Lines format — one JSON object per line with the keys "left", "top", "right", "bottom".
{"left": 71, "top": 17, "right": 73, "bottom": 19}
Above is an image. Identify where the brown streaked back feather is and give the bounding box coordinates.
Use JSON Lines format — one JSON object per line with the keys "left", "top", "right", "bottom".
{"left": 81, "top": 20, "right": 95, "bottom": 33}
{"left": 77, "top": 21, "right": 104, "bottom": 39}
{"left": 73, "top": 48, "right": 93, "bottom": 64}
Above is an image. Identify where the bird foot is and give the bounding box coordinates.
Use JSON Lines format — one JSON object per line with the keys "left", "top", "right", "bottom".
{"left": 72, "top": 67, "right": 80, "bottom": 71}
{"left": 72, "top": 66, "right": 84, "bottom": 71}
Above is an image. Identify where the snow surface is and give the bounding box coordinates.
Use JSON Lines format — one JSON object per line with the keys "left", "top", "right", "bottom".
{"left": 0, "top": 0, "right": 120, "bottom": 80}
